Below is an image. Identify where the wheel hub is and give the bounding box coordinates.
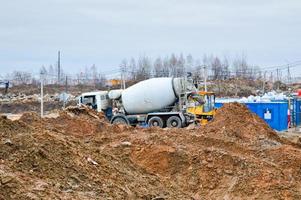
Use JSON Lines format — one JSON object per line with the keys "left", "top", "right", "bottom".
{"left": 172, "top": 121, "right": 178, "bottom": 126}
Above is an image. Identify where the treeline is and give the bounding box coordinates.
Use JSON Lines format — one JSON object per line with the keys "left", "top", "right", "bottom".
{"left": 4, "top": 53, "right": 266, "bottom": 86}
{"left": 5, "top": 65, "right": 107, "bottom": 87}
{"left": 120, "top": 54, "right": 262, "bottom": 82}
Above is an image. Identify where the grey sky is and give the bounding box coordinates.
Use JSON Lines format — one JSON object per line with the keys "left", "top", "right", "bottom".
{"left": 0, "top": 0, "right": 300, "bottom": 76}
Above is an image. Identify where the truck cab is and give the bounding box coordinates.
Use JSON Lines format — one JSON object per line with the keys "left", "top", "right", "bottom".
{"left": 186, "top": 91, "right": 216, "bottom": 125}
{"left": 78, "top": 91, "right": 112, "bottom": 116}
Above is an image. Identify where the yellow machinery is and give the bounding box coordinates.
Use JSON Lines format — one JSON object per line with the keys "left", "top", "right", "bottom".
{"left": 107, "top": 79, "right": 121, "bottom": 87}
{"left": 186, "top": 91, "right": 216, "bottom": 125}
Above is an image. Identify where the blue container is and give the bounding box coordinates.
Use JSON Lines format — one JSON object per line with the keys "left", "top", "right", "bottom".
{"left": 215, "top": 102, "right": 288, "bottom": 131}
{"left": 295, "top": 99, "right": 301, "bottom": 126}
{"left": 215, "top": 102, "right": 224, "bottom": 108}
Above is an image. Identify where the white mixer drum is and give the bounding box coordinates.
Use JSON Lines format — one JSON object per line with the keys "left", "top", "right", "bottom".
{"left": 122, "top": 78, "right": 177, "bottom": 114}
{"left": 108, "top": 89, "right": 123, "bottom": 99}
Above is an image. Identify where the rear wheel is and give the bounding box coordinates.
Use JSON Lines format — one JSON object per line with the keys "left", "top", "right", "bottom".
{"left": 148, "top": 116, "right": 164, "bottom": 128}
{"left": 166, "top": 116, "right": 182, "bottom": 128}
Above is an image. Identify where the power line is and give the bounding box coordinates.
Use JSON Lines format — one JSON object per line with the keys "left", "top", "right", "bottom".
{"left": 261, "top": 60, "right": 301, "bottom": 70}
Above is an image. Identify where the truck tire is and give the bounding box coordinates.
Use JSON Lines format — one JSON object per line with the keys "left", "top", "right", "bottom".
{"left": 148, "top": 116, "right": 164, "bottom": 128}
{"left": 111, "top": 116, "right": 129, "bottom": 125}
{"left": 166, "top": 116, "right": 182, "bottom": 128}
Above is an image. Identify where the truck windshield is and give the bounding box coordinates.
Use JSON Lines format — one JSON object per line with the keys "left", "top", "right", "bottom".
{"left": 82, "top": 95, "right": 97, "bottom": 109}
{"left": 203, "top": 94, "right": 215, "bottom": 113}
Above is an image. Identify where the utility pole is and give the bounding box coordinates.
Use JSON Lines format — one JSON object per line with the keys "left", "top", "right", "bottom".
{"left": 271, "top": 72, "right": 274, "bottom": 82}
{"left": 287, "top": 65, "right": 291, "bottom": 85}
{"left": 58, "top": 51, "right": 61, "bottom": 84}
{"left": 65, "top": 75, "right": 68, "bottom": 93}
{"left": 122, "top": 73, "right": 126, "bottom": 89}
{"left": 276, "top": 68, "right": 280, "bottom": 91}
{"left": 120, "top": 64, "right": 126, "bottom": 89}
{"left": 262, "top": 71, "right": 267, "bottom": 93}
{"left": 203, "top": 65, "right": 207, "bottom": 92}
{"left": 63, "top": 75, "right": 68, "bottom": 108}
{"left": 40, "top": 72, "right": 44, "bottom": 118}
{"left": 120, "top": 73, "right": 122, "bottom": 89}
{"left": 120, "top": 72, "right": 126, "bottom": 89}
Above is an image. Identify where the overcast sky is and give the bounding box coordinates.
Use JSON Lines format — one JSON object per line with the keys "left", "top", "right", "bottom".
{"left": 0, "top": 0, "right": 300, "bottom": 76}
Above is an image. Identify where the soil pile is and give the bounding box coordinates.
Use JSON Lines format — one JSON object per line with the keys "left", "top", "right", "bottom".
{"left": 203, "top": 102, "right": 282, "bottom": 146}
{"left": 0, "top": 115, "right": 29, "bottom": 135}
{"left": 1, "top": 116, "right": 181, "bottom": 200}
{"left": 130, "top": 104, "right": 301, "bottom": 199}
{"left": 0, "top": 101, "right": 77, "bottom": 114}
{"left": 19, "top": 112, "right": 41, "bottom": 124}
{"left": 1, "top": 103, "right": 301, "bottom": 199}
{"left": 19, "top": 106, "right": 110, "bottom": 137}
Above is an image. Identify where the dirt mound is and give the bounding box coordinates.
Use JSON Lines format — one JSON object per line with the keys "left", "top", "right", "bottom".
{"left": 0, "top": 101, "right": 76, "bottom": 114}
{"left": 130, "top": 104, "right": 301, "bottom": 199}
{"left": 131, "top": 144, "right": 187, "bottom": 176}
{"left": 0, "top": 115, "right": 29, "bottom": 136}
{"left": 51, "top": 106, "right": 109, "bottom": 136}
{"left": 19, "top": 112, "right": 41, "bottom": 124}
{"left": 2, "top": 103, "right": 301, "bottom": 199}
{"left": 0, "top": 121, "right": 185, "bottom": 199}
{"left": 18, "top": 106, "right": 110, "bottom": 137}
{"left": 203, "top": 102, "right": 282, "bottom": 146}
{"left": 64, "top": 105, "right": 106, "bottom": 120}
{"left": 45, "top": 112, "right": 105, "bottom": 137}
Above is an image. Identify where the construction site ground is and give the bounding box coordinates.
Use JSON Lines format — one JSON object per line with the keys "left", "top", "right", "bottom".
{"left": 1, "top": 103, "right": 301, "bottom": 199}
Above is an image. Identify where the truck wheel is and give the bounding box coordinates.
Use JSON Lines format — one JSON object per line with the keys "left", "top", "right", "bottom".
{"left": 112, "top": 117, "right": 128, "bottom": 125}
{"left": 148, "top": 116, "right": 164, "bottom": 128}
{"left": 166, "top": 116, "right": 182, "bottom": 128}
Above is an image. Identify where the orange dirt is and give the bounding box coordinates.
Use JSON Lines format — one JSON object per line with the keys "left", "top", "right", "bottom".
{"left": 1, "top": 103, "right": 301, "bottom": 199}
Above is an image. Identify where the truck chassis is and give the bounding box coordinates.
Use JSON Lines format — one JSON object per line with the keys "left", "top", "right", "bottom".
{"left": 110, "top": 111, "right": 193, "bottom": 128}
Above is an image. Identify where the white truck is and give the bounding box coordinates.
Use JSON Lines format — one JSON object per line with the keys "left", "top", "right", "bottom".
{"left": 78, "top": 77, "right": 198, "bottom": 128}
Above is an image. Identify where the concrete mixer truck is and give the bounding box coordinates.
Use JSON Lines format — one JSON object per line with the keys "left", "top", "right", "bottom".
{"left": 78, "top": 77, "right": 202, "bottom": 128}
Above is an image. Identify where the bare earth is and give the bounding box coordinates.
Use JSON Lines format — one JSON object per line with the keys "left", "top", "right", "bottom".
{"left": 1, "top": 103, "right": 301, "bottom": 199}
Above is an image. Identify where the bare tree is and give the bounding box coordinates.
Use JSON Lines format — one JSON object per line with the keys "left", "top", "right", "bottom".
{"left": 233, "top": 55, "right": 248, "bottom": 78}
{"left": 136, "top": 56, "right": 151, "bottom": 80}
{"left": 186, "top": 54, "right": 194, "bottom": 73}
{"left": 169, "top": 54, "right": 178, "bottom": 77}
{"left": 176, "top": 54, "right": 185, "bottom": 77}
{"left": 163, "top": 56, "right": 170, "bottom": 77}
{"left": 84, "top": 66, "right": 90, "bottom": 85}
{"left": 153, "top": 57, "right": 164, "bottom": 77}
{"left": 222, "top": 57, "right": 230, "bottom": 80}
{"left": 128, "top": 58, "right": 137, "bottom": 80}
{"left": 48, "top": 65, "right": 55, "bottom": 84}
{"left": 11, "top": 71, "right": 32, "bottom": 85}
{"left": 40, "top": 66, "right": 48, "bottom": 84}
{"left": 98, "top": 74, "right": 107, "bottom": 88}
{"left": 90, "top": 64, "right": 98, "bottom": 87}
{"left": 211, "top": 56, "right": 222, "bottom": 80}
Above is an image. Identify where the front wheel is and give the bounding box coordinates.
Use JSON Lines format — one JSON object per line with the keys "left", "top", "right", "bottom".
{"left": 148, "top": 116, "right": 164, "bottom": 128}
{"left": 166, "top": 116, "right": 182, "bottom": 128}
{"left": 112, "top": 117, "right": 128, "bottom": 125}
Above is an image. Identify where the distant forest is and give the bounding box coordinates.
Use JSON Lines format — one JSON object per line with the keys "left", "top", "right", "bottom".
{"left": 3, "top": 54, "right": 291, "bottom": 86}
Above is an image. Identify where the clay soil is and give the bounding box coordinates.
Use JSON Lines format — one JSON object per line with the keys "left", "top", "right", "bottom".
{"left": 1, "top": 103, "right": 301, "bottom": 200}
